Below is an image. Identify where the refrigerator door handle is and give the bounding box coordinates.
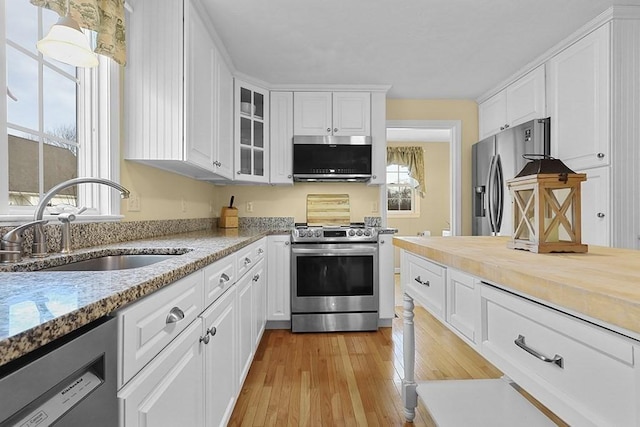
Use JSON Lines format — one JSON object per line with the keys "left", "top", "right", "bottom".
{"left": 486, "top": 155, "right": 497, "bottom": 234}
{"left": 494, "top": 154, "right": 504, "bottom": 233}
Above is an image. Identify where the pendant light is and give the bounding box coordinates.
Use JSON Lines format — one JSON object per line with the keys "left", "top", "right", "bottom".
{"left": 36, "top": 0, "right": 99, "bottom": 68}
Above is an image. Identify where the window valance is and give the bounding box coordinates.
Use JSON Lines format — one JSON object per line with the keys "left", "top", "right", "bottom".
{"left": 387, "top": 146, "right": 425, "bottom": 197}
{"left": 30, "top": 0, "right": 126, "bottom": 66}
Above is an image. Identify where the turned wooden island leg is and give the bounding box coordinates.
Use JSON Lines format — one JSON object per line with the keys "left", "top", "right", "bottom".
{"left": 402, "top": 292, "right": 418, "bottom": 422}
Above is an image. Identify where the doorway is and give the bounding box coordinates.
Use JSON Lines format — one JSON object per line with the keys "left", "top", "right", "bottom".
{"left": 382, "top": 120, "right": 461, "bottom": 274}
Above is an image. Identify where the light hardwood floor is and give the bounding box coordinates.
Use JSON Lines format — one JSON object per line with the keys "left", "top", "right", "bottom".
{"left": 228, "top": 278, "right": 565, "bottom": 426}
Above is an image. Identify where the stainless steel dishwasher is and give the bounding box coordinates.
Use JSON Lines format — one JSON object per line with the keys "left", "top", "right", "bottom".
{"left": 0, "top": 316, "right": 117, "bottom": 426}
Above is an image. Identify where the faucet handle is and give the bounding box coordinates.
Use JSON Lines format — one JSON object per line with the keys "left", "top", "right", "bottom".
{"left": 2, "top": 219, "right": 49, "bottom": 244}
{"left": 1, "top": 219, "right": 48, "bottom": 263}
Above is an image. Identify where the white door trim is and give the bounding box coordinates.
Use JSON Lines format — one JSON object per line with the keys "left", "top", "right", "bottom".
{"left": 385, "top": 120, "right": 462, "bottom": 236}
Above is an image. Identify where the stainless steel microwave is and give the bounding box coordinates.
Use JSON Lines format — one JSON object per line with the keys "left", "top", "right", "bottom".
{"left": 292, "top": 135, "right": 372, "bottom": 182}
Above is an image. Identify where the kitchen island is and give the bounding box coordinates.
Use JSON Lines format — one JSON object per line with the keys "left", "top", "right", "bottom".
{"left": 394, "top": 236, "right": 640, "bottom": 426}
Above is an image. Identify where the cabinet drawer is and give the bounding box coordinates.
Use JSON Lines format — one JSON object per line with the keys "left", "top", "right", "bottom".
{"left": 204, "top": 254, "right": 236, "bottom": 306}
{"left": 117, "top": 271, "right": 204, "bottom": 387}
{"left": 404, "top": 252, "right": 446, "bottom": 319}
{"left": 236, "top": 239, "right": 265, "bottom": 278}
{"left": 480, "top": 284, "right": 638, "bottom": 427}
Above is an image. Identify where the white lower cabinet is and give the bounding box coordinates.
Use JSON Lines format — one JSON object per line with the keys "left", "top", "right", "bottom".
{"left": 251, "top": 260, "right": 266, "bottom": 349}
{"left": 118, "top": 320, "right": 205, "bottom": 427}
{"left": 118, "top": 238, "right": 269, "bottom": 427}
{"left": 402, "top": 252, "right": 446, "bottom": 320}
{"left": 237, "top": 269, "right": 254, "bottom": 385}
{"left": 377, "top": 235, "right": 395, "bottom": 322}
{"left": 480, "top": 283, "right": 639, "bottom": 427}
{"left": 266, "top": 235, "right": 291, "bottom": 323}
{"left": 202, "top": 286, "right": 237, "bottom": 427}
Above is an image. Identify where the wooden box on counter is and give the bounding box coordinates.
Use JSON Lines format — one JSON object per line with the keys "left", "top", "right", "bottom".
{"left": 218, "top": 207, "right": 238, "bottom": 228}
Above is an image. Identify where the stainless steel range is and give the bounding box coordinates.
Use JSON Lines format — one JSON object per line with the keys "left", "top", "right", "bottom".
{"left": 290, "top": 223, "right": 379, "bottom": 332}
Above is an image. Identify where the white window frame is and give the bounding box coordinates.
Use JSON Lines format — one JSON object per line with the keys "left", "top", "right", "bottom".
{"left": 386, "top": 163, "right": 421, "bottom": 218}
{"left": 0, "top": 0, "right": 122, "bottom": 225}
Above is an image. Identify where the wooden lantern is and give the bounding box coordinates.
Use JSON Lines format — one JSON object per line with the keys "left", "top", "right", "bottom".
{"left": 506, "top": 156, "right": 588, "bottom": 253}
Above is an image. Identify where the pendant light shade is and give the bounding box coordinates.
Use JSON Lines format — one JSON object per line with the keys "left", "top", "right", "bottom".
{"left": 36, "top": 12, "right": 99, "bottom": 68}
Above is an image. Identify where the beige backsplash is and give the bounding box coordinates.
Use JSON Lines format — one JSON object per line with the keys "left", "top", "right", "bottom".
{"left": 214, "top": 183, "right": 380, "bottom": 224}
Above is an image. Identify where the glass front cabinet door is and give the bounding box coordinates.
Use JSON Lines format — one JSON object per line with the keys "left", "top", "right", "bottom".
{"left": 234, "top": 80, "right": 269, "bottom": 183}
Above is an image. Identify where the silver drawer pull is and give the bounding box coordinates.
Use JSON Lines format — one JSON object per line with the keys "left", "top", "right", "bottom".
{"left": 219, "top": 273, "right": 230, "bottom": 286}
{"left": 514, "top": 335, "right": 564, "bottom": 368}
{"left": 244, "top": 257, "right": 252, "bottom": 266}
{"left": 166, "top": 307, "right": 185, "bottom": 324}
{"left": 414, "top": 276, "right": 430, "bottom": 286}
{"left": 258, "top": 248, "right": 264, "bottom": 254}
{"left": 200, "top": 334, "right": 210, "bottom": 344}
{"left": 207, "top": 326, "right": 217, "bottom": 337}
{"left": 253, "top": 273, "right": 260, "bottom": 282}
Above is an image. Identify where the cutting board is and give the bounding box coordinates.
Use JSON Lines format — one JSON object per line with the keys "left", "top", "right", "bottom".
{"left": 307, "top": 194, "right": 351, "bottom": 226}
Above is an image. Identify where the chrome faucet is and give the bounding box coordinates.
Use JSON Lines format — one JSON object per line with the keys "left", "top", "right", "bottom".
{"left": 31, "top": 178, "right": 130, "bottom": 257}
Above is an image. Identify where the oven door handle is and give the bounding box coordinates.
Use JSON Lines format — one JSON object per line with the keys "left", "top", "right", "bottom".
{"left": 291, "top": 245, "right": 378, "bottom": 256}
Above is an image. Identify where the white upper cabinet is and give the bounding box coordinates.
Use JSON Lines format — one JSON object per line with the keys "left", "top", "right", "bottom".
{"left": 578, "top": 166, "right": 611, "bottom": 247}
{"left": 479, "top": 65, "right": 546, "bottom": 139}
{"left": 125, "top": 0, "right": 233, "bottom": 180}
{"left": 294, "top": 92, "right": 371, "bottom": 136}
{"left": 269, "top": 92, "right": 294, "bottom": 185}
{"left": 547, "top": 24, "right": 610, "bottom": 171}
{"left": 234, "top": 80, "right": 269, "bottom": 183}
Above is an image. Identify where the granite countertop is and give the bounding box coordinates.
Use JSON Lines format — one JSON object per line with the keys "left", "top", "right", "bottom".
{"left": 0, "top": 228, "right": 288, "bottom": 367}
{"left": 393, "top": 236, "right": 640, "bottom": 341}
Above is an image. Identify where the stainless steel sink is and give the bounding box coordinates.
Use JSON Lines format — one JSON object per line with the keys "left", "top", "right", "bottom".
{"left": 41, "top": 254, "right": 180, "bottom": 272}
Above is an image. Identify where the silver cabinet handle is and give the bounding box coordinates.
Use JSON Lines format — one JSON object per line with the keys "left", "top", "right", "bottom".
{"left": 326, "top": 128, "right": 331, "bottom": 133}
{"left": 207, "top": 326, "right": 217, "bottom": 337}
{"left": 597, "top": 152, "right": 605, "bottom": 159}
{"left": 200, "top": 334, "right": 210, "bottom": 344}
{"left": 597, "top": 212, "right": 605, "bottom": 218}
{"left": 371, "top": 175, "right": 376, "bottom": 179}
{"left": 166, "top": 307, "right": 185, "bottom": 324}
{"left": 284, "top": 241, "right": 290, "bottom": 246}
{"left": 333, "top": 128, "right": 338, "bottom": 133}
{"left": 414, "top": 276, "right": 430, "bottom": 286}
{"left": 287, "top": 174, "right": 292, "bottom": 179}
{"left": 514, "top": 335, "right": 564, "bottom": 368}
{"left": 253, "top": 273, "right": 260, "bottom": 282}
{"left": 380, "top": 239, "right": 385, "bottom": 244}
{"left": 258, "top": 248, "right": 264, "bottom": 255}
{"left": 244, "top": 257, "right": 252, "bottom": 266}
{"left": 219, "top": 272, "right": 230, "bottom": 286}
{"left": 504, "top": 124, "right": 510, "bottom": 129}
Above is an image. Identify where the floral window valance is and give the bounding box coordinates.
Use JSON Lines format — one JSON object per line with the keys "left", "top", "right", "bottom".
{"left": 387, "top": 146, "right": 425, "bottom": 197}
{"left": 30, "top": 0, "right": 127, "bottom": 66}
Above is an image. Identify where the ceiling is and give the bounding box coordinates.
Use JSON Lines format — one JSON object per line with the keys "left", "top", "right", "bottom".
{"left": 201, "top": 0, "right": 632, "bottom": 99}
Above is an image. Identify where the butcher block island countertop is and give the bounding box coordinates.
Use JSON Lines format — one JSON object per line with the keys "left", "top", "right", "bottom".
{"left": 394, "top": 236, "right": 640, "bottom": 341}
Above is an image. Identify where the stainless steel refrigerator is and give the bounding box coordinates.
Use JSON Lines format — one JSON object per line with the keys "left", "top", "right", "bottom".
{"left": 472, "top": 118, "right": 550, "bottom": 236}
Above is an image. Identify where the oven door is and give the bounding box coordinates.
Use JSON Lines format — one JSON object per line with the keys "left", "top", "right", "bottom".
{"left": 291, "top": 243, "right": 379, "bottom": 313}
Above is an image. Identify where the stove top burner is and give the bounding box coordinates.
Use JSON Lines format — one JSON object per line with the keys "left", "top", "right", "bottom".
{"left": 291, "top": 223, "right": 378, "bottom": 243}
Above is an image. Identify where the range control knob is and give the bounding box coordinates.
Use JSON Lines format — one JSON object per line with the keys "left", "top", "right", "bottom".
{"left": 315, "top": 229, "right": 322, "bottom": 238}
{"left": 356, "top": 229, "right": 363, "bottom": 236}
{"left": 348, "top": 229, "right": 356, "bottom": 236}
{"left": 364, "top": 229, "right": 371, "bottom": 237}
{"left": 299, "top": 230, "right": 307, "bottom": 238}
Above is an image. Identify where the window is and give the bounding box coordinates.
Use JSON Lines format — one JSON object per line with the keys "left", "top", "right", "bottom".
{"left": 386, "top": 164, "right": 420, "bottom": 217}
{"left": 1, "top": 0, "right": 120, "bottom": 221}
